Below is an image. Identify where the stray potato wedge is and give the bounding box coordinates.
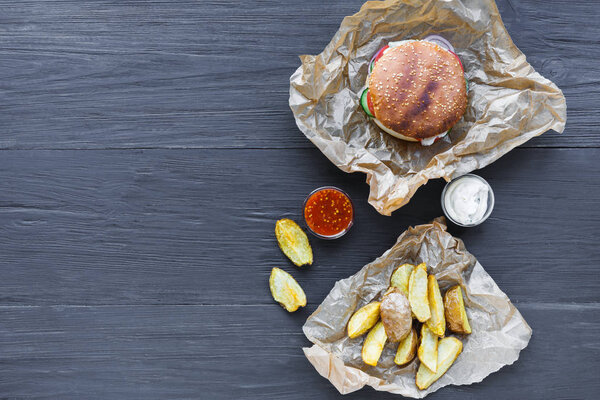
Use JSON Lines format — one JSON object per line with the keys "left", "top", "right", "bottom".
{"left": 426, "top": 275, "right": 446, "bottom": 336}
{"left": 390, "top": 263, "right": 414, "bottom": 296}
{"left": 347, "top": 302, "right": 381, "bottom": 339}
{"left": 444, "top": 286, "right": 471, "bottom": 334}
{"left": 416, "top": 336, "right": 463, "bottom": 390}
{"left": 269, "top": 267, "right": 306, "bottom": 312}
{"left": 275, "top": 219, "right": 313, "bottom": 267}
{"left": 362, "top": 321, "right": 387, "bottom": 366}
{"left": 394, "top": 327, "right": 418, "bottom": 366}
{"left": 408, "top": 267, "right": 430, "bottom": 322}
{"left": 418, "top": 325, "right": 438, "bottom": 372}
{"left": 380, "top": 288, "right": 412, "bottom": 342}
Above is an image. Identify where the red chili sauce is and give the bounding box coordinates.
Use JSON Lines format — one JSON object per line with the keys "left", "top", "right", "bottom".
{"left": 304, "top": 188, "right": 353, "bottom": 238}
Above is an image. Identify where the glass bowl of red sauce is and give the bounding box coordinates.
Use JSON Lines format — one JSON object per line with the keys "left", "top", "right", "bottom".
{"left": 303, "top": 186, "right": 354, "bottom": 239}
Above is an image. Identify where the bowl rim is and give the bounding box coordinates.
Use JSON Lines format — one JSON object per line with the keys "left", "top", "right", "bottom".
{"left": 303, "top": 186, "right": 354, "bottom": 239}
{"left": 441, "top": 173, "right": 495, "bottom": 227}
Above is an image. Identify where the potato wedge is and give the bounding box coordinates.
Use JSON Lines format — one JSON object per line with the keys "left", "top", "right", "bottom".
{"left": 416, "top": 336, "right": 463, "bottom": 390}
{"left": 380, "top": 288, "right": 412, "bottom": 342}
{"left": 426, "top": 275, "right": 446, "bottom": 336}
{"left": 390, "top": 263, "right": 414, "bottom": 296}
{"left": 269, "top": 267, "right": 306, "bottom": 312}
{"left": 444, "top": 286, "right": 471, "bottom": 334}
{"left": 415, "top": 262, "right": 427, "bottom": 273}
{"left": 418, "top": 325, "right": 438, "bottom": 372}
{"left": 275, "top": 219, "right": 313, "bottom": 267}
{"left": 408, "top": 267, "right": 430, "bottom": 322}
{"left": 347, "top": 302, "right": 381, "bottom": 339}
{"left": 394, "top": 327, "right": 418, "bottom": 366}
{"left": 362, "top": 321, "right": 387, "bottom": 366}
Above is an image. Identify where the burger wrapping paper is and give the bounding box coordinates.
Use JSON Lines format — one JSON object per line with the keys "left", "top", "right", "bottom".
{"left": 289, "top": 0, "right": 566, "bottom": 215}
{"left": 302, "top": 218, "right": 532, "bottom": 397}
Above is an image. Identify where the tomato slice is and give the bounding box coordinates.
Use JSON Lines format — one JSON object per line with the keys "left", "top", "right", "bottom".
{"left": 373, "top": 45, "right": 389, "bottom": 63}
{"left": 369, "top": 45, "right": 389, "bottom": 72}
{"left": 360, "top": 89, "right": 374, "bottom": 117}
{"left": 366, "top": 91, "right": 374, "bottom": 115}
{"left": 448, "top": 50, "right": 464, "bottom": 72}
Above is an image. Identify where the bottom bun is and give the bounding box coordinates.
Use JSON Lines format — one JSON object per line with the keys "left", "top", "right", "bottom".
{"left": 373, "top": 118, "right": 449, "bottom": 146}
{"left": 373, "top": 118, "right": 419, "bottom": 142}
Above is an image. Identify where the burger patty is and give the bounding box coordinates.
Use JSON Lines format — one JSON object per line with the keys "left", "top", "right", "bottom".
{"left": 368, "top": 41, "right": 467, "bottom": 139}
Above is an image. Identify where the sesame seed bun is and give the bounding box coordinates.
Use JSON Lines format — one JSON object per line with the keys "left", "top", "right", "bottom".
{"left": 368, "top": 40, "right": 467, "bottom": 140}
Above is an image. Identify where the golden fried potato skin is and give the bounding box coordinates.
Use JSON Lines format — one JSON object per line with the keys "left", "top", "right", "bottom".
{"left": 444, "top": 286, "right": 471, "bottom": 334}
{"left": 426, "top": 275, "right": 446, "bottom": 336}
{"left": 394, "top": 327, "right": 418, "bottom": 366}
{"left": 415, "top": 263, "right": 427, "bottom": 273}
{"left": 416, "top": 336, "right": 463, "bottom": 390}
{"left": 275, "top": 219, "right": 313, "bottom": 267}
{"left": 418, "top": 325, "right": 438, "bottom": 372}
{"left": 347, "top": 302, "right": 381, "bottom": 339}
{"left": 362, "top": 321, "right": 388, "bottom": 366}
{"left": 408, "top": 267, "right": 431, "bottom": 322}
{"left": 390, "top": 263, "right": 414, "bottom": 296}
{"left": 269, "top": 267, "right": 307, "bottom": 312}
{"left": 380, "top": 288, "right": 412, "bottom": 342}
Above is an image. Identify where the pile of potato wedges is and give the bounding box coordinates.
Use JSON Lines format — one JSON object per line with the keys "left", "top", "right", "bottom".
{"left": 347, "top": 263, "right": 471, "bottom": 390}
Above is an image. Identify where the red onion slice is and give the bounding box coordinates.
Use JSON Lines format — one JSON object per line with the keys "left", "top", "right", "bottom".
{"left": 423, "top": 34, "right": 455, "bottom": 53}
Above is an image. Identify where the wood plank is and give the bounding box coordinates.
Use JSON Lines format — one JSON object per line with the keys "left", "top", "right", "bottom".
{"left": 0, "top": 148, "right": 597, "bottom": 305}
{"left": 0, "top": 303, "right": 596, "bottom": 399}
{"left": 0, "top": 0, "right": 595, "bottom": 149}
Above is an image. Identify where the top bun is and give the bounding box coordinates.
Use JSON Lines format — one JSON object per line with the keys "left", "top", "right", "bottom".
{"left": 368, "top": 41, "right": 467, "bottom": 140}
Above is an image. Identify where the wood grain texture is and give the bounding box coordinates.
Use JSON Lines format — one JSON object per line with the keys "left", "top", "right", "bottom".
{"left": 0, "top": 1, "right": 598, "bottom": 399}
{"left": 0, "top": 0, "right": 595, "bottom": 149}
{"left": 0, "top": 303, "right": 597, "bottom": 400}
{"left": 0, "top": 147, "right": 597, "bottom": 306}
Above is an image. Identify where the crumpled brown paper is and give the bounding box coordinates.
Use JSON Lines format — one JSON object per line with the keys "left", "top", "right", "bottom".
{"left": 289, "top": 0, "right": 566, "bottom": 215}
{"left": 303, "top": 218, "right": 532, "bottom": 397}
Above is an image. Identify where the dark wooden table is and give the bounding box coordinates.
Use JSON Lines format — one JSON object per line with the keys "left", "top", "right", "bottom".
{"left": 0, "top": 1, "right": 598, "bottom": 399}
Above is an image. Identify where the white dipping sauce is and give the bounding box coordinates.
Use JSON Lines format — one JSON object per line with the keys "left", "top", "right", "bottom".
{"left": 444, "top": 176, "right": 490, "bottom": 225}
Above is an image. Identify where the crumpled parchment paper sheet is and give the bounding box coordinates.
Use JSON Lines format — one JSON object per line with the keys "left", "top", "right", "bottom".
{"left": 289, "top": 0, "right": 566, "bottom": 215}
{"left": 303, "top": 218, "right": 532, "bottom": 397}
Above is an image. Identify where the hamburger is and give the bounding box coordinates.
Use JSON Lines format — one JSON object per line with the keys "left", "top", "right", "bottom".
{"left": 360, "top": 36, "right": 468, "bottom": 145}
